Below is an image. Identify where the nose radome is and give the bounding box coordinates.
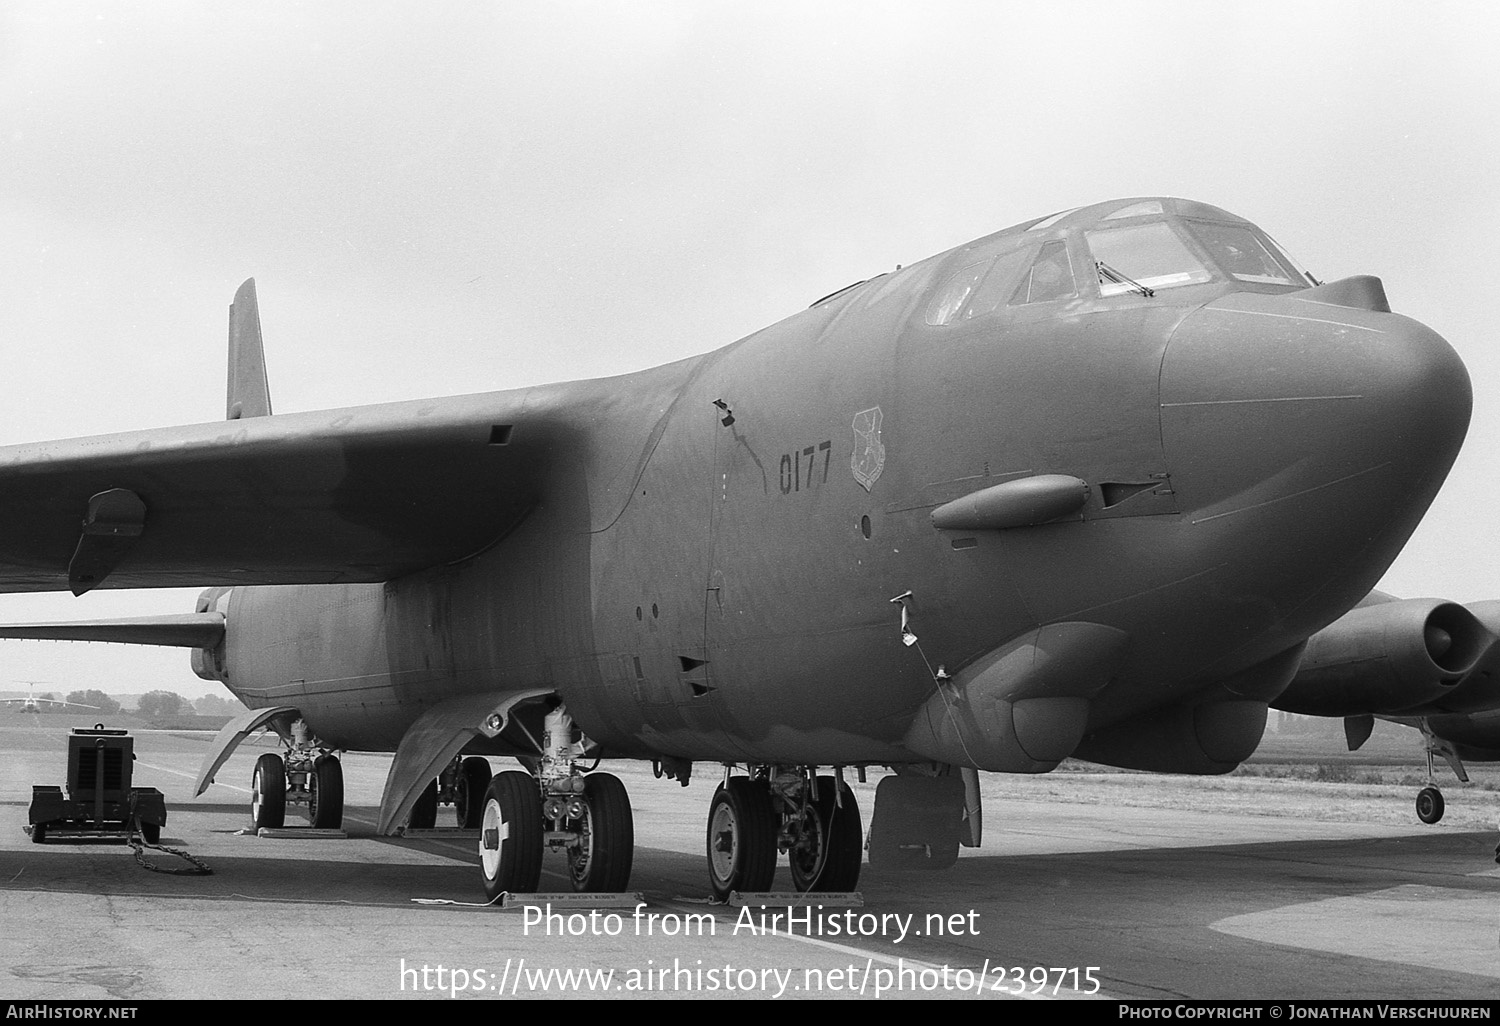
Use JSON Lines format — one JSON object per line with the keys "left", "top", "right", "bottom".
{"left": 1160, "top": 290, "right": 1471, "bottom": 520}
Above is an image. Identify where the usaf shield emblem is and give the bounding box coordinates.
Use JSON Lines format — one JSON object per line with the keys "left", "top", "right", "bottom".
{"left": 850, "top": 406, "right": 886, "bottom": 492}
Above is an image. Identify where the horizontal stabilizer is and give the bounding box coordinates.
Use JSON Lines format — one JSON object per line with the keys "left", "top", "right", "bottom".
{"left": 0, "top": 613, "right": 224, "bottom": 648}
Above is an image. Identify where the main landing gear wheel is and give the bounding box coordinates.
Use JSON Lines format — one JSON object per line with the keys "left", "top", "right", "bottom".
{"left": 480, "top": 771, "right": 543, "bottom": 900}
{"left": 1416, "top": 785, "right": 1445, "bottom": 824}
{"left": 410, "top": 779, "right": 438, "bottom": 830}
{"left": 251, "top": 753, "right": 286, "bottom": 830}
{"left": 788, "top": 776, "right": 863, "bottom": 893}
{"left": 309, "top": 755, "right": 344, "bottom": 829}
{"left": 455, "top": 757, "right": 492, "bottom": 830}
{"left": 706, "top": 777, "right": 777, "bottom": 901}
{"left": 566, "top": 772, "right": 634, "bottom": 893}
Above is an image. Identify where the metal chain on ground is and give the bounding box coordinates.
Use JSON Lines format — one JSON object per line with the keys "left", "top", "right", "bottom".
{"left": 125, "top": 792, "right": 212, "bottom": 875}
{"left": 127, "top": 822, "right": 213, "bottom": 875}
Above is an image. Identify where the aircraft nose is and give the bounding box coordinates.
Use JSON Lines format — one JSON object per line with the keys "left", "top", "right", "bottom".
{"left": 1160, "top": 290, "right": 1469, "bottom": 604}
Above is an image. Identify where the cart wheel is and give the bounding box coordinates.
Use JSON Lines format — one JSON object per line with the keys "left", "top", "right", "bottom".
{"left": 139, "top": 821, "right": 161, "bottom": 845}
{"left": 30, "top": 822, "right": 47, "bottom": 844}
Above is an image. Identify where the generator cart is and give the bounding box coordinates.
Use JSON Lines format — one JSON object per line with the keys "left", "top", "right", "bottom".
{"left": 27, "top": 724, "right": 166, "bottom": 844}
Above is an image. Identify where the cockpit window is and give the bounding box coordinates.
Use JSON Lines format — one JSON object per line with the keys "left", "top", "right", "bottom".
{"left": 1183, "top": 220, "right": 1301, "bottom": 285}
{"left": 1027, "top": 207, "right": 1079, "bottom": 232}
{"left": 1012, "top": 241, "right": 1078, "bottom": 304}
{"left": 962, "top": 248, "right": 1033, "bottom": 319}
{"left": 925, "top": 260, "right": 990, "bottom": 326}
{"left": 1103, "top": 200, "right": 1164, "bottom": 220}
{"left": 1085, "top": 223, "right": 1211, "bottom": 296}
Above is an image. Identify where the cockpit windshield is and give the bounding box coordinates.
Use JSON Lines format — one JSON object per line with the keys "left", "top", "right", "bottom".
{"left": 1181, "top": 220, "right": 1304, "bottom": 286}
{"left": 920, "top": 201, "right": 1319, "bottom": 326}
{"left": 1085, "top": 223, "right": 1211, "bottom": 297}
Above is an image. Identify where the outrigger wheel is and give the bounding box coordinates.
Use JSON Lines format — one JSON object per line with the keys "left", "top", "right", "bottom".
{"left": 1415, "top": 785, "right": 1445, "bottom": 824}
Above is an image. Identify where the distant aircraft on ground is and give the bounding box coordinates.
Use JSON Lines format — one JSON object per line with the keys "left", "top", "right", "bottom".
{"left": 0, "top": 682, "right": 97, "bottom": 713}
{"left": 0, "top": 197, "right": 1482, "bottom": 897}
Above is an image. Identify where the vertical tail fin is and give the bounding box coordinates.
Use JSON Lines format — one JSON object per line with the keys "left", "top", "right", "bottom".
{"left": 227, "top": 278, "right": 273, "bottom": 420}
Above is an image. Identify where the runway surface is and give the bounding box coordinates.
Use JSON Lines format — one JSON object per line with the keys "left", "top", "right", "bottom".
{"left": 1, "top": 713, "right": 1496, "bottom": 1000}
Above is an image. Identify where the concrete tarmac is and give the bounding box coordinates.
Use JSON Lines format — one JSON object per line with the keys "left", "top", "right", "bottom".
{"left": 1, "top": 714, "right": 1496, "bottom": 1001}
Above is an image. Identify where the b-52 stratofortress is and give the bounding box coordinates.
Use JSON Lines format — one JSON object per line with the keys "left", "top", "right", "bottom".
{"left": 0, "top": 197, "right": 1487, "bottom": 898}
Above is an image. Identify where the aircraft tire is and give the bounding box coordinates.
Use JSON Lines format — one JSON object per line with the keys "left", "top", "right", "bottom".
{"left": 251, "top": 754, "right": 286, "bottom": 830}
{"left": 310, "top": 755, "right": 344, "bottom": 829}
{"left": 480, "top": 771, "right": 543, "bottom": 899}
{"left": 409, "top": 780, "right": 439, "bottom": 830}
{"left": 454, "top": 757, "right": 492, "bottom": 830}
{"left": 567, "top": 772, "right": 635, "bottom": 892}
{"left": 789, "top": 776, "right": 863, "bottom": 893}
{"left": 1416, "top": 785, "right": 1445, "bottom": 824}
{"left": 706, "top": 777, "right": 777, "bottom": 900}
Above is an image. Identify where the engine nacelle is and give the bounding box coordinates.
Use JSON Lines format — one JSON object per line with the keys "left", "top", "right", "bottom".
{"left": 1272, "top": 598, "right": 1492, "bottom": 716}
{"left": 190, "top": 587, "right": 233, "bottom": 682}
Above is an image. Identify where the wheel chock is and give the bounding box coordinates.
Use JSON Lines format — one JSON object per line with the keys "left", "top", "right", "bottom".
{"left": 497, "top": 892, "right": 646, "bottom": 909}
{"left": 254, "top": 827, "right": 348, "bottom": 839}
{"left": 729, "top": 891, "right": 863, "bottom": 907}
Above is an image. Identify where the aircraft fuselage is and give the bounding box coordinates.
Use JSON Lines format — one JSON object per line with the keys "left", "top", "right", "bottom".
{"left": 202, "top": 198, "right": 1470, "bottom": 776}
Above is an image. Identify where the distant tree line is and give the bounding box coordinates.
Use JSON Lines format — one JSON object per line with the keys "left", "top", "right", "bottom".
{"left": 66, "top": 689, "right": 121, "bottom": 715}
{"left": 44, "top": 690, "right": 240, "bottom": 717}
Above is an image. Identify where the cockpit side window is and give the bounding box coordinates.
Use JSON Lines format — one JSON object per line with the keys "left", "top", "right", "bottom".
{"left": 924, "top": 260, "right": 991, "bottom": 326}
{"left": 1183, "top": 220, "right": 1301, "bottom": 285}
{"left": 1085, "top": 223, "right": 1211, "bottom": 296}
{"left": 1012, "top": 240, "right": 1078, "bottom": 305}
{"left": 962, "top": 248, "right": 1033, "bottom": 319}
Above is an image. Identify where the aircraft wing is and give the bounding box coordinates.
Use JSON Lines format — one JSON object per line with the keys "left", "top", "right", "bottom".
{"left": 0, "top": 392, "right": 553, "bottom": 594}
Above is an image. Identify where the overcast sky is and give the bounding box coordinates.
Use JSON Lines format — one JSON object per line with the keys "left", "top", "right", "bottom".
{"left": 1, "top": 1, "right": 1496, "bottom": 698}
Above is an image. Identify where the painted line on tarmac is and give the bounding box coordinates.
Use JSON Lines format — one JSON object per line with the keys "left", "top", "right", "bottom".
{"left": 136, "top": 759, "right": 252, "bottom": 795}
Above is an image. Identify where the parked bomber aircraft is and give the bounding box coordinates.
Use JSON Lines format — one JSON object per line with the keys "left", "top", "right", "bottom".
{"left": 0, "top": 197, "right": 1483, "bottom": 897}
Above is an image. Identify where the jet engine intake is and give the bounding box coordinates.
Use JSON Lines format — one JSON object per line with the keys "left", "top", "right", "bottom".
{"left": 1272, "top": 598, "right": 1492, "bottom": 717}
